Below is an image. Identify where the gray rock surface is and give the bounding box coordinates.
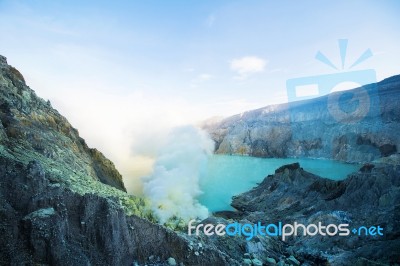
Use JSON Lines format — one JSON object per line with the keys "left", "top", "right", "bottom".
{"left": 0, "top": 55, "right": 126, "bottom": 191}
{"left": 230, "top": 162, "right": 400, "bottom": 265}
{"left": 2, "top": 55, "right": 399, "bottom": 265}
{"left": 0, "top": 157, "right": 238, "bottom": 265}
{"left": 204, "top": 75, "right": 400, "bottom": 163}
{"left": 167, "top": 257, "right": 177, "bottom": 265}
{"left": 0, "top": 56, "right": 240, "bottom": 265}
{"left": 265, "top": 257, "right": 277, "bottom": 265}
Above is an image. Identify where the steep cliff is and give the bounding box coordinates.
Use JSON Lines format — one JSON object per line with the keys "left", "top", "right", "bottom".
{"left": 0, "top": 156, "right": 240, "bottom": 265}
{"left": 0, "top": 55, "right": 126, "bottom": 192}
{"left": 0, "top": 55, "right": 239, "bottom": 265}
{"left": 204, "top": 76, "right": 400, "bottom": 163}
{"left": 2, "top": 54, "right": 398, "bottom": 265}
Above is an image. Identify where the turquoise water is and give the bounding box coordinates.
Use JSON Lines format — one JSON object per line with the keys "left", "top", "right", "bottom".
{"left": 198, "top": 155, "right": 360, "bottom": 212}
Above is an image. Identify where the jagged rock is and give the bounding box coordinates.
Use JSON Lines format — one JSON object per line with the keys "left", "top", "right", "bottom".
{"left": 360, "top": 163, "right": 375, "bottom": 172}
{"left": 2, "top": 56, "right": 399, "bottom": 266}
{"left": 0, "top": 56, "right": 126, "bottom": 192}
{"left": 0, "top": 57, "right": 241, "bottom": 265}
{"left": 276, "top": 261, "right": 286, "bottom": 266}
{"left": 373, "top": 153, "right": 400, "bottom": 165}
{"left": 231, "top": 163, "right": 400, "bottom": 265}
{"left": 246, "top": 241, "right": 266, "bottom": 254}
{"left": 251, "top": 258, "right": 263, "bottom": 266}
{"left": 265, "top": 257, "right": 277, "bottom": 265}
{"left": 243, "top": 258, "right": 252, "bottom": 265}
{"left": 275, "top": 162, "right": 301, "bottom": 173}
{"left": 0, "top": 55, "right": 7, "bottom": 64}
{"left": 204, "top": 75, "right": 400, "bottom": 163}
{"left": 167, "top": 257, "right": 177, "bottom": 265}
{"left": 287, "top": 255, "right": 300, "bottom": 266}
{"left": 0, "top": 156, "right": 240, "bottom": 265}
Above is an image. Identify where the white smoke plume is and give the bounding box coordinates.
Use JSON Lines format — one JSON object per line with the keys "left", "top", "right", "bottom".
{"left": 142, "top": 125, "right": 214, "bottom": 224}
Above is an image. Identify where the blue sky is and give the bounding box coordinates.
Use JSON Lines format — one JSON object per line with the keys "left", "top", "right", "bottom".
{"left": 1, "top": 1, "right": 399, "bottom": 109}
{"left": 1, "top": 0, "right": 399, "bottom": 192}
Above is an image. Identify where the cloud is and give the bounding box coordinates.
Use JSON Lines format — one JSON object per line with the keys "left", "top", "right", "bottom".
{"left": 230, "top": 56, "right": 267, "bottom": 79}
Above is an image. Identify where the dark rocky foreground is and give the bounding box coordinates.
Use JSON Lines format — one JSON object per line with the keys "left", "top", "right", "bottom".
{"left": 225, "top": 161, "right": 400, "bottom": 265}
{"left": 204, "top": 75, "right": 400, "bottom": 163}
{"left": 0, "top": 156, "right": 238, "bottom": 265}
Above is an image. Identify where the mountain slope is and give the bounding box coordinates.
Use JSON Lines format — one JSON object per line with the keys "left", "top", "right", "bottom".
{"left": 0, "top": 55, "right": 239, "bottom": 265}
{"left": 0, "top": 55, "right": 126, "bottom": 192}
{"left": 204, "top": 75, "right": 400, "bottom": 163}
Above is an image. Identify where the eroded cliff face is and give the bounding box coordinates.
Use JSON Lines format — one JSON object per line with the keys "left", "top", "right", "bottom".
{"left": 0, "top": 55, "right": 125, "bottom": 192}
{"left": 0, "top": 156, "right": 240, "bottom": 265}
{"left": 204, "top": 76, "right": 400, "bottom": 163}
{"left": 2, "top": 55, "right": 399, "bottom": 265}
{"left": 0, "top": 56, "right": 240, "bottom": 265}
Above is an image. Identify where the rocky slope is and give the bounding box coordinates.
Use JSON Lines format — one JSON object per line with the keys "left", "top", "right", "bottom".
{"left": 0, "top": 156, "right": 240, "bottom": 265}
{"left": 0, "top": 55, "right": 240, "bottom": 265}
{"left": 2, "top": 55, "right": 399, "bottom": 266}
{"left": 0, "top": 55, "right": 126, "bottom": 192}
{"left": 228, "top": 162, "right": 400, "bottom": 265}
{"left": 204, "top": 76, "right": 400, "bottom": 163}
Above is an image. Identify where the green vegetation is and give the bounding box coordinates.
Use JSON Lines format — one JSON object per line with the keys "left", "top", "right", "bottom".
{"left": 0, "top": 144, "right": 155, "bottom": 222}
{"left": 1, "top": 63, "right": 159, "bottom": 225}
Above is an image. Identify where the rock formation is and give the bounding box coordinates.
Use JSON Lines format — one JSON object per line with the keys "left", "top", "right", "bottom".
{"left": 229, "top": 162, "right": 400, "bottom": 265}
{"left": 0, "top": 55, "right": 125, "bottom": 192}
{"left": 1, "top": 55, "right": 399, "bottom": 265}
{"left": 0, "top": 55, "right": 238, "bottom": 265}
{"left": 204, "top": 76, "right": 400, "bottom": 163}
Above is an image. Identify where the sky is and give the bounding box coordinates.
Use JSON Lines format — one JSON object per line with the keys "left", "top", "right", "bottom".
{"left": 1, "top": 0, "right": 399, "bottom": 193}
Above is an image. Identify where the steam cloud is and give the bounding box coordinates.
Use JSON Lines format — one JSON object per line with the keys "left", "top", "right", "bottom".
{"left": 142, "top": 125, "right": 214, "bottom": 223}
